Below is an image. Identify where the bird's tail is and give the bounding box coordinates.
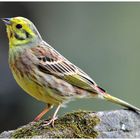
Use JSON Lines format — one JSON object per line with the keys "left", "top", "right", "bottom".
{"left": 102, "top": 92, "right": 140, "bottom": 112}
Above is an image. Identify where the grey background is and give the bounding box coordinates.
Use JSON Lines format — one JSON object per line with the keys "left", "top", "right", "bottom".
{"left": 0, "top": 2, "right": 140, "bottom": 132}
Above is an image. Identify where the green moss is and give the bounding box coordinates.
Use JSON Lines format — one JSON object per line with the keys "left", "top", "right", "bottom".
{"left": 11, "top": 121, "right": 43, "bottom": 138}
{"left": 11, "top": 111, "right": 100, "bottom": 138}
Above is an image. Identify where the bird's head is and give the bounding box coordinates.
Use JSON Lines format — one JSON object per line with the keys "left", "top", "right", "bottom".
{"left": 2, "top": 16, "right": 42, "bottom": 47}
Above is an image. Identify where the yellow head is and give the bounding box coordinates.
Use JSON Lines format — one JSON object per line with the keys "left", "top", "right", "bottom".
{"left": 2, "top": 17, "right": 42, "bottom": 47}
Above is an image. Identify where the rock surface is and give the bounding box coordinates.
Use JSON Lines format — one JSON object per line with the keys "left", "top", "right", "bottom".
{"left": 0, "top": 109, "right": 140, "bottom": 138}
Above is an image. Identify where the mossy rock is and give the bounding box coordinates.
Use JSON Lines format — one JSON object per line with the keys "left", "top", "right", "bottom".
{"left": 11, "top": 111, "right": 100, "bottom": 138}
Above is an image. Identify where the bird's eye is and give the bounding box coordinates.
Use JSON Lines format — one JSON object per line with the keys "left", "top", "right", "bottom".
{"left": 16, "top": 24, "right": 22, "bottom": 29}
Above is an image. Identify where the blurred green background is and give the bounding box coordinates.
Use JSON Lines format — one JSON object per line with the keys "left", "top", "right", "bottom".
{"left": 0, "top": 2, "right": 140, "bottom": 132}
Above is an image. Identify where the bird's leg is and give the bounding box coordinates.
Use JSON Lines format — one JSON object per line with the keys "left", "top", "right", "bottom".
{"left": 43, "top": 104, "right": 61, "bottom": 127}
{"left": 34, "top": 104, "right": 53, "bottom": 122}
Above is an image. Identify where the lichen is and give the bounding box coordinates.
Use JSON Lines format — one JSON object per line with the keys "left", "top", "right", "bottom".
{"left": 11, "top": 111, "right": 100, "bottom": 138}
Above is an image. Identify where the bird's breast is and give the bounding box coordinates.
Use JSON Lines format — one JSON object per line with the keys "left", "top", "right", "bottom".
{"left": 9, "top": 49, "right": 47, "bottom": 102}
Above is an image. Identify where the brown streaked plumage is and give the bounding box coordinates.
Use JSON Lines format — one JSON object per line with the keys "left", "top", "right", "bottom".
{"left": 2, "top": 17, "right": 140, "bottom": 127}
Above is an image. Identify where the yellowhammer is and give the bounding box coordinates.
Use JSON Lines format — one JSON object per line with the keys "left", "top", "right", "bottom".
{"left": 2, "top": 17, "right": 140, "bottom": 126}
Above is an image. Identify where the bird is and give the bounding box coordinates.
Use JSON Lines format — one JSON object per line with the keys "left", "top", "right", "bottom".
{"left": 2, "top": 17, "right": 140, "bottom": 126}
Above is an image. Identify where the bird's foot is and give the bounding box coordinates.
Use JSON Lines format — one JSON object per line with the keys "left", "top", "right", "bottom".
{"left": 30, "top": 121, "right": 38, "bottom": 126}
{"left": 30, "top": 117, "right": 42, "bottom": 126}
{"left": 42, "top": 116, "right": 58, "bottom": 127}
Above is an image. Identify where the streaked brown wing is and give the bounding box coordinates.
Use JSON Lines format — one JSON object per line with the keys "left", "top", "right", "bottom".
{"left": 31, "top": 43, "right": 97, "bottom": 92}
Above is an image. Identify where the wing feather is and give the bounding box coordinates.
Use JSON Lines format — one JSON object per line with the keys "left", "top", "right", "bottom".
{"left": 31, "top": 43, "right": 97, "bottom": 92}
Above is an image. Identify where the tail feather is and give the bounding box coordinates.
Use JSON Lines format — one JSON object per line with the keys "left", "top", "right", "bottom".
{"left": 103, "top": 93, "right": 140, "bottom": 112}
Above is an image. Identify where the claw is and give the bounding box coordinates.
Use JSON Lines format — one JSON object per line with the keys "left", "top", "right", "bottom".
{"left": 30, "top": 121, "right": 37, "bottom": 125}
{"left": 43, "top": 116, "right": 58, "bottom": 127}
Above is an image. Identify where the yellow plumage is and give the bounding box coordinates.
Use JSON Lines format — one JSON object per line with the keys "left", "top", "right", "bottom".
{"left": 2, "top": 17, "right": 140, "bottom": 126}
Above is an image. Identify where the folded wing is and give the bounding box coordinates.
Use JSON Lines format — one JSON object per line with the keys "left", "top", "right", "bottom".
{"left": 31, "top": 42, "right": 98, "bottom": 93}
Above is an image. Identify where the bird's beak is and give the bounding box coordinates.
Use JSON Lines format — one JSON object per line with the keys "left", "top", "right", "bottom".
{"left": 1, "top": 18, "right": 11, "bottom": 25}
